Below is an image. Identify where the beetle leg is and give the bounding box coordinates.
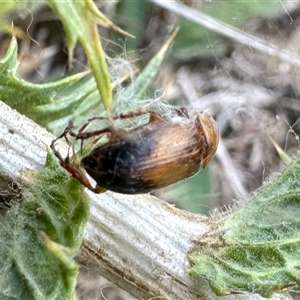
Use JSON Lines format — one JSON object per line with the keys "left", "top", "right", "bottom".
{"left": 79, "top": 116, "right": 110, "bottom": 134}
{"left": 75, "top": 110, "right": 162, "bottom": 138}
{"left": 75, "top": 127, "right": 115, "bottom": 154}
{"left": 74, "top": 126, "right": 114, "bottom": 141}
{"left": 74, "top": 110, "right": 163, "bottom": 142}
{"left": 50, "top": 121, "right": 74, "bottom": 149}
{"left": 115, "top": 108, "right": 189, "bottom": 121}
{"left": 60, "top": 157, "right": 106, "bottom": 193}
{"left": 77, "top": 111, "right": 155, "bottom": 133}
{"left": 50, "top": 139, "right": 106, "bottom": 194}
{"left": 115, "top": 110, "right": 158, "bottom": 120}
{"left": 57, "top": 120, "right": 113, "bottom": 153}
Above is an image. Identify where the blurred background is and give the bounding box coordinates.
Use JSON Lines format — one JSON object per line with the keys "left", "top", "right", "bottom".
{"left": 1, "top": 0, "right": 300, "bottom": 299}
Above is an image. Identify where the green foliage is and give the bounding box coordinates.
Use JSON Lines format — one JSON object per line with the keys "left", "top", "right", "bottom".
{"left": 189, "top": 153, "right": 300, "bottom": 297}
{"left": 0, "top": 151, "right": 89, "bottom": 300}
{"left": 0, "top": 37, "right": 87, "bottom": 132}
{"left": 47, "top": 0, "right": 125, "bottom": 111}
{"left": 0, "top": 26, "right": 177, "bottom": 136}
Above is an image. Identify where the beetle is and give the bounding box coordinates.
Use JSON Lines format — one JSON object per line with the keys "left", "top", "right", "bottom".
{"left": 50, "top": 108, "right": 219, "bottom": 194}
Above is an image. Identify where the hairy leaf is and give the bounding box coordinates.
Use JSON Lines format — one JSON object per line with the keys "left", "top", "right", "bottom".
{"left": 0, "top": 151, "right": 89, "bottom": 300}
{"left": 0, "top": 37, "right": 87, "bottom": 130}
{"left": 47, "top": 0, "right": 129, "bottom": 111}
{"left": 189, "top": 154, "right": 300, "bottom": 297}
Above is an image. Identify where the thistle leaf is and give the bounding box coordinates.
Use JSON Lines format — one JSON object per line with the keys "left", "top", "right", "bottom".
{"left": 0, "top": 151, "right": 89, "bottom": 300}
{"left": 189, "top": 154, "right": 300, "bottom": 297}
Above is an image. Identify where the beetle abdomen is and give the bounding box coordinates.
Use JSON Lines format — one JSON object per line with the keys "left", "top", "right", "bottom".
{"left": 81, "top": 134, "right": 157, "bottom": 193}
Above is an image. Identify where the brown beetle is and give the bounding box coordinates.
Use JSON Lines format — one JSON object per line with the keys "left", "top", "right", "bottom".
{"left": 50, "top": 109, "right": 219, "bottom": 194}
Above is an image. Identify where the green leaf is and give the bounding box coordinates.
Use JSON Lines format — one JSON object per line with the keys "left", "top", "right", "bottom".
{"left": 189, "top": 153, "right": 300, "bottom": 297}
{"left": 0, "top": 151, "right": 89, "bottom": 300}
{"left": 0, "top": 37, "right": 87, "bottom": 129}
{"left": 47, "top": 0, "right": 124, "bottom": 111}
{"left": 35, "top": 76, "right": 101, "bottom": 135}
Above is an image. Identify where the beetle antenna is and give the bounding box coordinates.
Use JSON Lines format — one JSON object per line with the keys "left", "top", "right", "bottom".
{"left": 175, "top": 107, "right": 189, "bottom": 118}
